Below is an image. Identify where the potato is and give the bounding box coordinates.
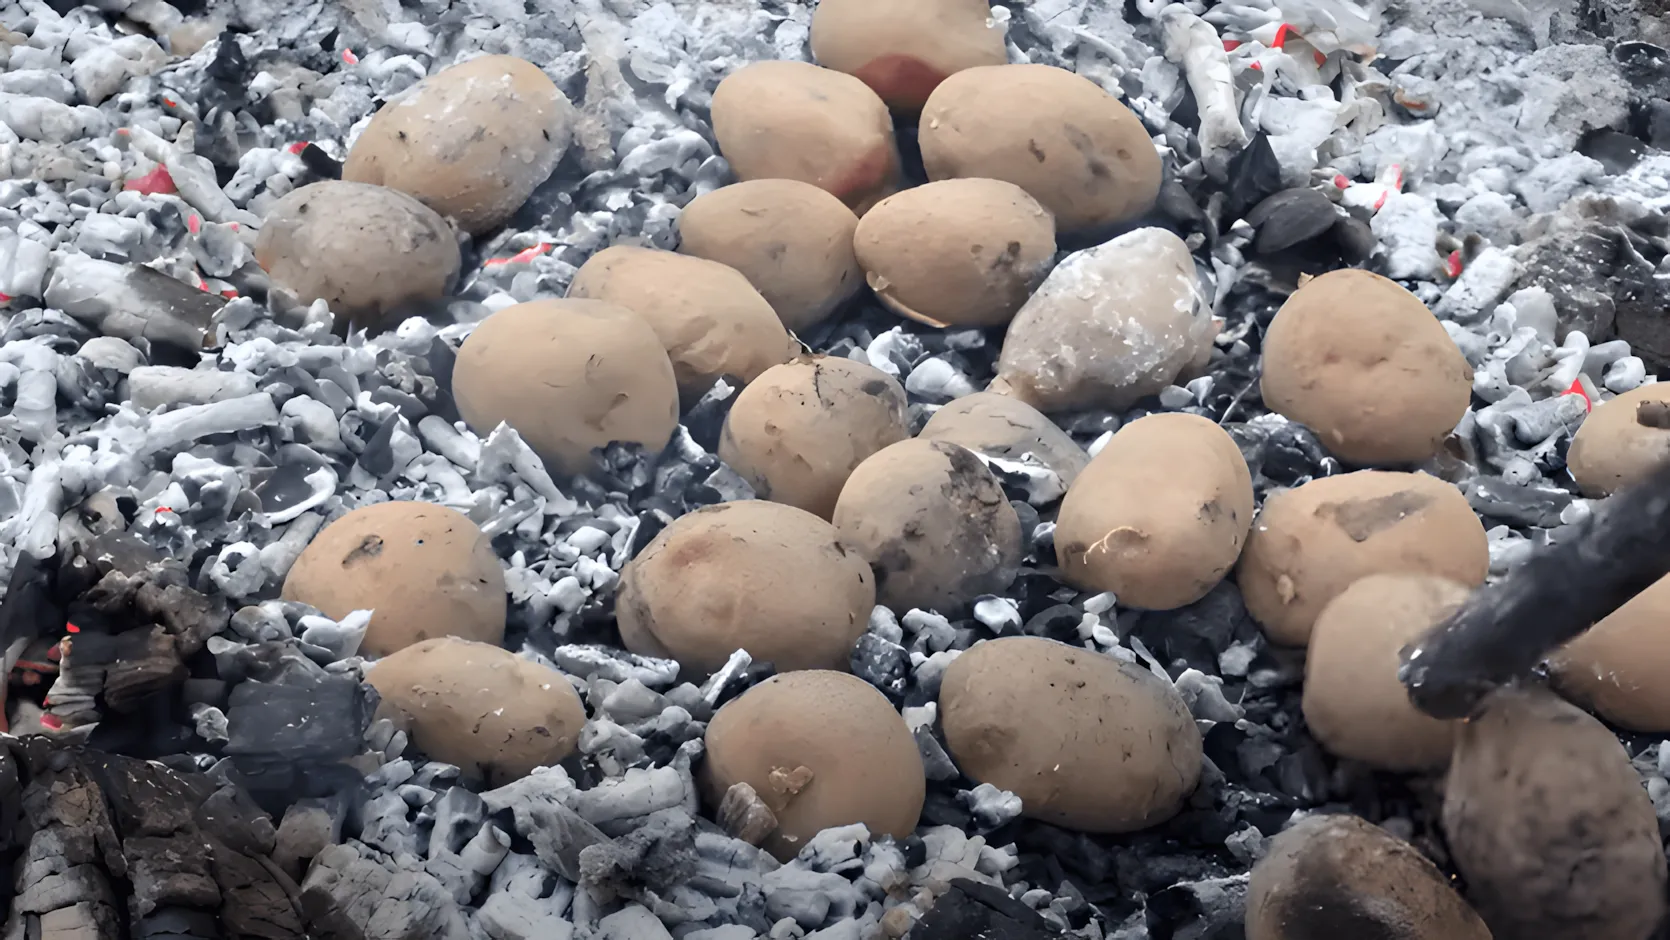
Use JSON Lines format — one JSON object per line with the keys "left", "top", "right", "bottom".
{"left": 1302, "top": 574, "right": 1468, "bottom": 771}
{"left": 677, "top": 180, "right": 863, "bottom": 334}
{"left": 853, "top": 178, "right": 1056, "bottom": 329}
{"left": 918, "top": 391, "right": 1088, "bottom": 487}
{"left": 1246, "top": 814, "right": 1490, "bottom": 940}
{"left": 1444, "top": 685, "right": 1666, "bottom": 940}
{"left": 615, "top": 501, "right": 874, "bottom": 674}
{"left": 283, "top": 501, "right": 506, "bottom": 657}
{"left": 1554, "top": 572, "right": 1670, "bottom": 731}
{"left": 832, "top": 439, "right": 1021, "bottom": 614}
{"left": 809, "top": 0, "right": 1006, "bottom": 112}
{"left": 939, "top": 636, "right": 1201, "bottom": 832}
{"left": 711, "top": 61, "right": 902, "bottom": 215}
{"left": 1566, "top": 382, "right": 1670, "bottom": 497}
{"left": 342, "top": 55, "right": 575, "bottom": 234}
{"left": 367, "top": 638, "right": 585, "bottom": 786}
{"left": 1237, "top": 470, "right": 1488, "bottom": 647}
{"left": 991, "top": 227, "right": 1214, "bottom": 413}
{"left": 254, "top": 181, "right": 460, "bottom": 332}
{"left": 1055, "top": 413, "right": 1252, "bottom": 610}
{"left": 718, "top": 356, "right": 910, "bottom": 519}
{"left": 1260, "top": 269, "right": 1472, "bottom": 466}
{"left": 703, "top": 670, "right": 924, "bottom": 861}
{"left": 566, "top": 246, "right": 796, "bottom": 399}
{"left": 451, "top": 299, "right": 679, "bottom": 476}
{"left": 919, "top": 64, "right": 1160, "bottom": 233}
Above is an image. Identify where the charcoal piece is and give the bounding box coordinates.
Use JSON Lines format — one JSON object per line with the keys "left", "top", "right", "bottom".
{"left": 1134, "top": 580, "right": 1252, "bottom": 673}
{"left": 224, "top": 672, "right": 372, "bottom": 763}
{"left": 196, "top": 784, "right": 278, "bottom": 856}
{"left": 1578, "top": 128, "right": 1648, "bottom": 174}
{"left": 300, "top": 143, "right": 343, "bottom": 180}
{"left": 356, "top": 413, "right": 400, "bottom": 477}
{"left": 1016, "top": 824, "right": 1115, "bottom": 885}
{"left": 850, "top": 632, "right": 909, "bottom": 702}
{"left": 136, "top": 906, "right": 220, "bottom": 937}
{"left": 209, "top": 835, "right": 307, "bottom": 938}
{"left": 1245, "top": 188, "right": 1338, "bottom": 254}
{"left": 1465, "top": 478, "right": 1573, "bottom": 528}
{"left": 1330, "top": 215, "right": 1377, "bottom": 263}
{"left": 1022, "top": 604, "right": 1083, "bottom": 643}
{"left": 578, "top": 807, "right": 699, "bottom": 903}
{"left": 127, "top": 833, "right": 222, "bottom": 916}
{"left": 274, "top": 800, "right": 345, "bottom": 880}
{"left": 257, "top": 453, "right": 332, "bottom": 516}
{"left": 1223, "top": 132, "right": 1284, "bottom": 220}
{"left": 66, "top": 627, "right": 187, "bottom": 712}
{"left": 0, "top": 549, "right": 60, "bottom": 678}
{"left": 44, "top": 258, "right": 226, "bottom": 356}
{"left": 505, "top": 786, "right": 613, "bottom": 881}
{"left": 907, "top": 878, "right": 1060, "bottom": 940}
{"left": 1260, "top": 422, "right": 1334, "bottom": 484}
{"left": 1147, "top": 874, "right": 1248, "bottom": 940}
{"left": 370, "top": 386, "right": 425, "bottom": 421}
{"left": 300, "top": 843, "right": 469, "bottom": 940}
{"left": 1514, "top": 221, "right": 1650, "bottom": 346}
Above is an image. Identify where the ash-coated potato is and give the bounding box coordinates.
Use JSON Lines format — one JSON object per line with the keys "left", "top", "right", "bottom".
{"left": 832, "top": 439, "right": 1021, "bottom": 614}
{"left": 853, "top": 178, "right": 1056, "bottom": 329}
{"left": 718, "top": 356, "right": 910, "bottom": 519}
{"left": 703, "top": 670, "right": 924, "bottom": 861}
{"left": 1302, "top": 574, "right": 1469, "bottom": 771}
{"left": 939, "top": 636, "right": 1202, "bottom": 833}
{"left": 677, "top": 180, "right": 863, "bottom": 333}
{"left": 1554, "top": 572, "right": 1670, "bottom": 731}
{"left": 367, "top": 638, "right": 585, "bottom": 786}
{"left": 1261, "top": 269, "right": 1472, "bottom": 466}
{"left": 566, "top": 246, "right": 796, "bottom": 398}
{"left": 1444, "top": 686, "right": 1666, "bottom": 940}
{"left": 809, "top": 0, "right": 1006, "bottom": 112}
{"left": 254, "top": 181, "right": 460, "bottom": 332}
{"left": 1237, "top": 470, "right": 1488, "bottom": 647}
{"left": 1566, "top": 382, "right": 1670, "bottom": 497}
{"left": 919, "top": 64, "right": 1161, "bottom": 233}
{"left": 451, "top": 299, "right": 679, "bottom": 476}
{"left": 615, "top": 501, "right": 875, "bottom": 675}
{"left": 918, "top": 392, "right": 1089, "bottom": 488}
{"left": 1246, "top": 814, "right": 1491, "bottom": 940}
{"left": 1055, "top": 413, "right": 1253, "bottom": 610}
{"left": 282, "top": 501, "right": 506, "bottom": 658}
{"left": 342, "top": 55, "right": 575, "bottom": 234}
{"left": 711, "top": 61, "right": 902, "bottom": 214}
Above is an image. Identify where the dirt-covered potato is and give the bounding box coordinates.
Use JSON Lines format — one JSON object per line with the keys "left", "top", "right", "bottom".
{"left": 719, "top": 356, "right": 909, "bottom": 519}
{"left": 283, "top": 501, "right": 506, "bottom": 657}
{"left": 919, "top": 64, "right": 1160, "bottom": 233}
{"left": 342, "top": 55, "right": 574, "bottom": 234}
{"left": 1246, "top": 814, "right": 1491, "bottom": 940}
{"left": 940, "top": 636, "right": 1201, "bottom": 832}
{"left": 566, "top": 246, "right": 796, "bottom": 399}
{"left": 704, "top": 670, "right": 924, "bottom": 860}
{"left": 832, "top": 439, "right": 1021, "bottom": 614}
{"left": 1554, "top": 572, "right": 1670, "bottom": 731}
{"left": 254, "top": 180, "right": 460, "bottom": 332}
{"left": 1566, "top": 382, "right": 1670, "bottom": 497}
{"left": 451, "top": 299, "right": 678, "bottom": 476}
{"left": 853, "top": 178, "right": 1056, "bottom": 329}
{"left": 367, "top": 638, "right": 585, "bottom": 785}
{"left": 1261, "top": 270, "right": 1472, "bottom": 466}
{"left": 918, "top": 392, "right": 1089, "bottom": 488}
{"left": 1237, "top": 470, "right": 1488, "bottom": 647}
{"left": 992, "top": 228, "right": 1214, "bottom": 413}
{"left": 616, "top": 501, "right": 874, "bottom": 674}
{"left": 1055, "top": 413, "right": 1252, "bottom": 610}
{"left": 677, "top": 180, "right": 863, "bottom": 333}
{"left": 710, "top": 61, "right": 901, "bottom": 214}
{"left": 809, "top": 0, "right": 1006, "bottom": 112}
{"left": 1444, "top": 685, "right": 1666, "bottom": 940}
{"left": 1303, "top": 574, "right": 1469, "bottom": 771}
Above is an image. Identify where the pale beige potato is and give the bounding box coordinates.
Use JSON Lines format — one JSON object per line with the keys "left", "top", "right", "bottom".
{"left": 1056, "top": 413, "right": 1253, "bottom": 610}
{"left": 1554, "top": 572, "right": 1670, "bottom": 731}
{"left": 939, "top": 636, "right": 1201, "bottom": 833}
{"left": 810, "top": 0, "right": 1006, "bottom": 112}
{"left": 1566, "top": 382, "right": 1670, "bottom": 497}
{"left": 854, "top": 178, "right": 1056, "bottom": 329}
{"left": 918, "top": 391, "right": 1088, "bottom": 487}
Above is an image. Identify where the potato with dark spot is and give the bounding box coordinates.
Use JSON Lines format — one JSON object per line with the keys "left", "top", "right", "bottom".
{"left": 719, "top": 356, "right": 909, "bottom": 519}
{"left": 810, "top": 0, "right": 1006, "bottom": 112}
{"left": 1566, "top": 382, "right": 1670, "bottom": 497}
{"left": 1246, "top": 814, "right": 1490, "bottom": 940}
{"left": 854, "top": 178, "right": 1056, "bottom": 329}
{"left": 255, "top": 180, "right": 460, "bottom": 332}
{"left": 940, "top": 636, "right": 1201, "bottom": 832}
{"left": 283, "top": 501, "right": 506, "bottom": 657}
{"left": 342, "top": 55, "right": 575, "bottom": 234}
{"left": 1554, "top": 572, "right": 1670, "bottom": 731}
{"left": 711, "top": 61, "right": 902, "bottom": 215}
{"left": 918, "top": 391, "right": 1088, "bottom": 487}
{"left": 615, "top": 501, "right": 875, "bottom": 675}
{"left": 919, "top": 64, "right": 1160, "bottom": 233}
{"left": 703, "top": 670, "right": 924, "bottom": 861}
{"left": 832, "top": 439, "right": 1021, "bottom": 614}
{"left": 451, "top": 299, "right": 679, "bottom": 476}
{"left": 1237, "top": 470, "right": 1488, "bottom": 646}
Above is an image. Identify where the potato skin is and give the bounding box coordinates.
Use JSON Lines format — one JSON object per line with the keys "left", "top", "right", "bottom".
{"left": 1566, "top": 382, "right": 1670, "bottom": 497}
{"left": 809, "top": 0, "right": 1006, "bottom": 112}
{"left": 254, "top": 180, "right": 460, "bottom": 332}
{"left": 282, "top": 501, "right": 506, "bottom": 657}
{"left": 1554, "top": 572, "right": 1670, "bottom": 731}
{"left": 1056, "top": 413, "right": 1252, "bottom": 610}
{"left": 704, "top": 671, "right": 924, "bottom": 861}
{"left": 919, "top": 64, "right": 1160, "bottom": 233}
{"left": 1260, "top": 269, "right": 1471, "bottom": 466}
{"left": 939, "top": 636, "right": 1201, "bottom": 833}
{"left": 451, "top": 299, "right": 679, "bottom": 476}
{"left": 854, "top": 178, "right": 1056, "bottom": 329}
{"left": 718, "top": 356, "right": 909, "bottom": 519}
{"left": 918, "top": 391, "right": 1089, "bottom": 487}
{"left": 1236, "top": 470, "right": 1487, "bottom": 646}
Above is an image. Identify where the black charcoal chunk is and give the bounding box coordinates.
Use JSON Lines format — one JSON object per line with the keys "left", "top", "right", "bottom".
{"left": 908, "top": 878, "right": 1061, "bottom": 939}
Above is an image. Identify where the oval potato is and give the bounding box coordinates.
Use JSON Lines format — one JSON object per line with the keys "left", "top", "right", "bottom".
{"left": 1566, "top": 382, "right": 1670, "bottom": 497}
{"left": 1554, "top": 571, "right": 1670, "bottom": 731}
{"left": 918, "top": 391, "right": 1089, "bottom": 487}
{"left": 809, "top": 0, "right": 1006, "bottom": 112}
